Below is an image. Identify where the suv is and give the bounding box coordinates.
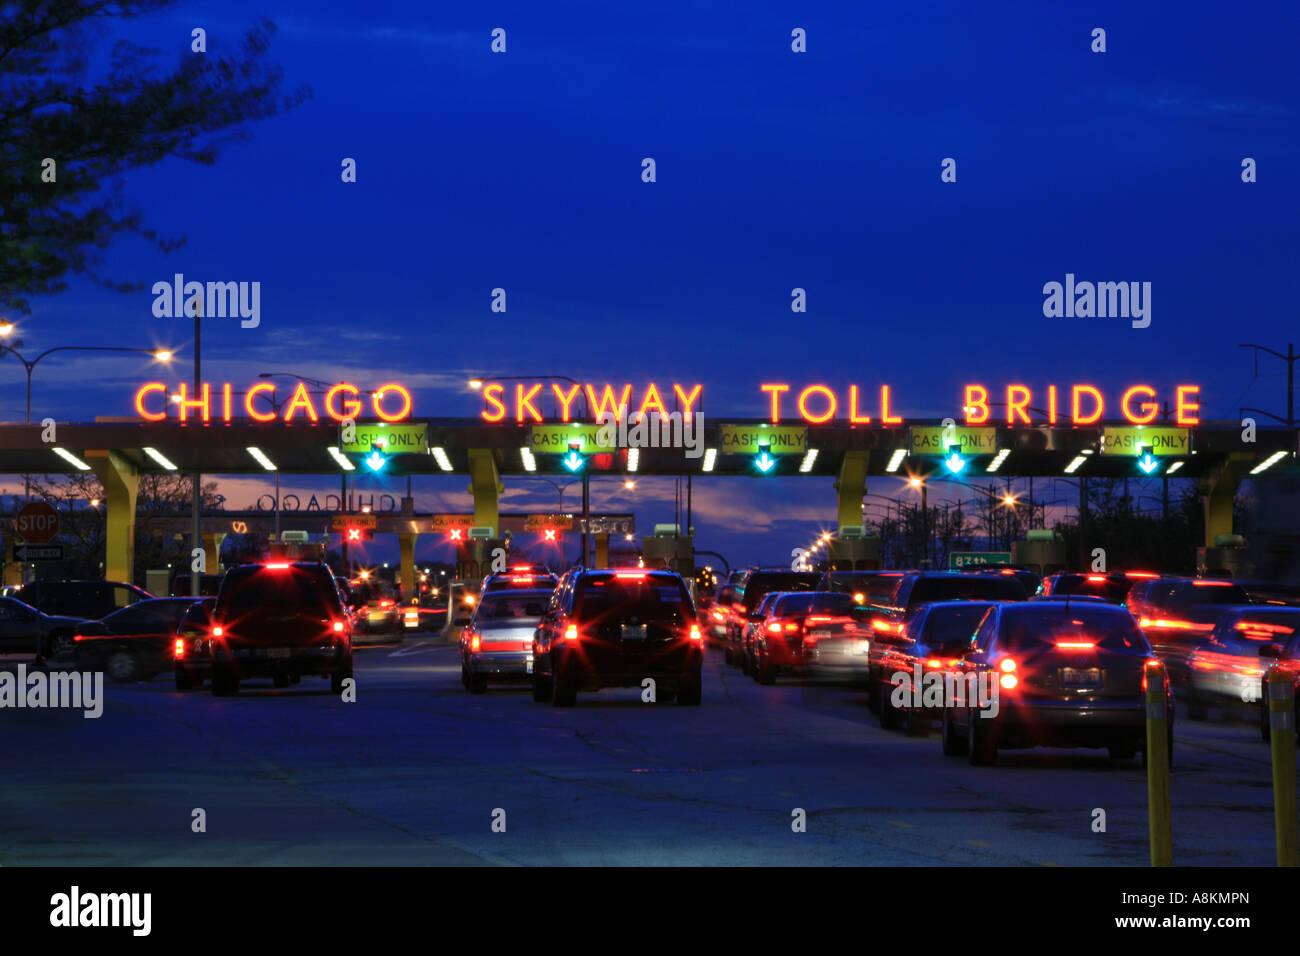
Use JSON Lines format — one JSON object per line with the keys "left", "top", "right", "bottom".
{"left": 207, "top": 562, "right": 353, "bottom": 695}
{"left": 11, "top": 580, "right": 151, "bottom": 621}
{"left": 532, "top": 568, "right": 703, "bottom": 706}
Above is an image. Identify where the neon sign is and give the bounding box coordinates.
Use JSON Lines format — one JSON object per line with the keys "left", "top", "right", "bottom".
{"left": 133, "top": 382, "right": 414, "bottom": 423}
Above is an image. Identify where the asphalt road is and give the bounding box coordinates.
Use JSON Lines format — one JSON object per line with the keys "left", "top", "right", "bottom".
{"left": 0, "top": 641, "right": 1288, "bottom": 865}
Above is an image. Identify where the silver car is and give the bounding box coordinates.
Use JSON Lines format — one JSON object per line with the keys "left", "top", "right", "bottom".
{"left": 460, "top": 588, "right": 552, "bottom": 694}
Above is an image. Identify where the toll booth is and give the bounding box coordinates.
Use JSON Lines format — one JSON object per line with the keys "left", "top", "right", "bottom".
{"left": 453, "top": 529, "right": 507, "bottom": 581}
{"left": 1198, "top": 534, "right": 1247, "bottom": 578}
{"left": 1011, "top": 529, "right": 1068, "bottom": 577}
{"left": 641, "top": 523, "right": 694, "bottom": 577}
{"left": 268, "top": 530, "right": 326, "bottom": 562}
{"left": 825, "top": 526, "right": 881, "bottom": 571}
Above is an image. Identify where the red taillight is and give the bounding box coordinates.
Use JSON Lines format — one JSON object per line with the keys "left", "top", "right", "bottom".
{"left": 265, "top": 562, "right": 290, "bottom": 569}
{"left": 871, "top": 619, "right": 900, "bottom": 634}
{"left": 1236, "top": 621, "right": 1296, "bottom": 636}
{"left": 564, "top": 625, "right": 578, "bottom": 642}
{"left": 380, "top": 599, "right": 394, "bottom": 607}
{"left": 470, "top": 632, "right": 480, "bottom": 652}
{"left": 333, "top": 621, "right": 344, "bottom": 633}
{"left": 784, "top": 622, "right": 799, "bottom": 632}
{"left": 173, "top": 638, "right": 185, "bottom": 659}
{"left": 767, "top": 621, "right": 781, "bottom": 634}
{"left": 1140, "top": 617, "right": 1214, "bottom": 632}
{"left": 1000, "top": 673, "right": 1018, "bottom": 689}
{"left": 1086, "top": 575, "right": 1106, "bottom": 582}
{"left": 999, "top": 657, "right": 1017, "bottom": 672}
{"left": 925, "top": 659, "right": 942, "bottom": 668}
{"left": 689, "top": 624, "right": 701, "bottom": 642}
{"left": 72, "top": 634, "right": 86, "bottom": 643}
{"left": 1056, "top": 641, "right": 1096, "bottom": 649}
{"left": 212, "top": 625, "right": 223, "bottom": 638}
{"left": 1192, "top": 580, "right": 1234, "bottom": 587}
{"left": 615, "top": 572, "right": 647, "bottom": 580}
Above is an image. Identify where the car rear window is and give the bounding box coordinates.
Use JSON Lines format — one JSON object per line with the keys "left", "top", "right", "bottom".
{"left": 219, "top": 567, "right": 340, "bottom": 617}
{"left": 575, "top": 575, "right": 691, "bottom": 622}
{"left": 773, "top": 593, "right": 855, "bottom": 617}
{"left": 1173, "top": 581, "right": 1250, "bottom": 605}
{"left": 823, "top": 573, "right": 902, "bottom": 600}
{"left": 1051, "top": 575, "right": 1133, "bottom": 602}
{"left": 1227, "top": 609, "right": 1300, "bottom": 643}
{"left": 910, "top": 576, "right": 1027, "bottom": 605}
{"left": 743, "top": 573, "right": 821, "bottom": 609}
{"left": 999, "top": 607, "right": 1150, "bottom": 653}
{"left": 921, "top": 604, "right": 994, "bottom": 646}
{"left": 478, "top": 592, "right": 550, "bottom": 621}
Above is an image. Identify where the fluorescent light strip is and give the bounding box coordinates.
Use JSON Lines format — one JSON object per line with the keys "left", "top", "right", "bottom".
{"left": 431, "top": 446, "right": 453, "bottom": 472}
{"left": 327, "top": 447, "right": 356, "bottom": 471}
{"left": 1063, "top": 455, "right": 1086, "bottom": 475}
{"left": 247, "top": 446, "right": 277, "bottom": 471}
{"left": 799, "top": 449, "right": 818, "bottom": 473}
{"left": 143, "top": 447, "right": 178, "bottom": 470}
{"left": 885, "top": 449, "right": 907, "bottom": 473}
{"left": 53, "top": 447, "right": 90, "bottom": 470}
{"left": 1251, "top": 451, "right": 1287, "bottom": 475}
{"left": 985, "top": 449, "right": 1010, "bottom": 473}
{"left": 520, "top": 447, "right": 536, "bottom": 472}
{"left": 702, "top": 448, "right": 717, "bottom": 472}
{"left": 627, "top": 447, "right": 639, "bottom": 472}
{"left": 1165, "top": 460, "right": 1184, "bottom": 474}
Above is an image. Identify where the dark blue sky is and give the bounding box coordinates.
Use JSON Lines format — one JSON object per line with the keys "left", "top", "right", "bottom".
{"left": 3, "top": 0, "right": 1298, "bottom": 567}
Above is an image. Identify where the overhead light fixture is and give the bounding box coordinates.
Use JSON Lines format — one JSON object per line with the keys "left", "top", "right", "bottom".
{"left": 247, "top": 446, "right": 277, "bottom": 471}
{"left": 627, "top": 447, "right": 639, "bottom": 472}
{"left": 431, "top": 447, "right": 453, "bottom": 471}
{"left": 1251, "top": 451, "right": 1288, "bottom": 475}
{"left": 520, "top": 447, "right": 536, "bottom": 472}
{"left": 885, "top": 449, "right": 907, "bottom": 473}
{"left": 986, "top": 449, "right": 1010, "bottom": 473}
{"left": 702, "top": 448, "right": 716, "bottom": 472}
{"left": 1166, "top": 460, "right": 1184, "bottom": 474}
{"left": 799, "top": 449, "right": 818, "bottom": 473}
{"left": 143, "top": 447, "right": 178, "bottom": 470}
{"left": 1063, "top": 455, "right": 1086, "bottom": 475}
{"left": 53, "top": 447, "right": 90, "bottom": 470}
{"left": 327, "top": 446, "right": 356, "bottom": 471}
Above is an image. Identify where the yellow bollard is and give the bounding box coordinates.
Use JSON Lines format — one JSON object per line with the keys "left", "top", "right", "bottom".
{"left": 1145, "top": 659, "right": 1172, "bottom": 866}
{"left": 1267, "top": 677, "right": 1299, "bottom": 866}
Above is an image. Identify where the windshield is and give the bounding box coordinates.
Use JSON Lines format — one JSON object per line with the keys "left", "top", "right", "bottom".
{"left": 921, "top": 604, "right": 994, "bottom": 647}
{"left": 477, "top": 592, "right": 550, "bottom": 625}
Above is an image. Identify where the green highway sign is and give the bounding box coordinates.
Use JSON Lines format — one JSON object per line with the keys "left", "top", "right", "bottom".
{"left": 529, "top": 424, "right": 616, "bottom": 453}
{"left": 949, "top": 550, "right": 1012, "bottom": 569}
{"left": 719, "top": 425, "right": 807, "bottom": 454}
{"left": 911, "top": 427, "right": 997, "bottom": 455}
{"left": 340, "top": 423, "right": 428, "bottom": 454}
{"left": 1101, "top": 427, "right": 1190, "bottom": 456}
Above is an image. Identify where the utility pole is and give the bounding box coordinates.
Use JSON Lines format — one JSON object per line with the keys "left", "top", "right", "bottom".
{"left": 191, "top": 298, "right": 202, "bottom": 597}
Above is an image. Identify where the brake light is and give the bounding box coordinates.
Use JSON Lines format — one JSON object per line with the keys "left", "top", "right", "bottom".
{"left": 564, "top": 625, "right": 578, "bottom": 642}
{"left": 1236, "top": 621, "right": 1296, "bottom": 636}
{"left": 1000, "top": 673, "right": 1018, "bottom": 689}
{"left": 1000, "top": 658, "right": 1017, "bottom": 672}
{"left": 615, "top": 572, "right": 647, "bottom": 580}
{"left": 767, "top": 621, "right": 781, "bottom": 634}
{"left": 72, "top": 634, "right": 86, "bottom": 643}
{"left": 470, "top": 631, "right": 480, "bottom": 652}
{"left": 212, "top": 625, "right": 223, "bottom": 638}
{"left": 925, "top": 659, "right": 942, "bottom": 668}
{"left": 265, "top": 562, "right": 290, "bottom": 569}
{"left": 1056, "top": 641, "right": 1096, "bottom": 649}
{"left": 380, "top": 599, "right": 394, "bottom": 607}
{"left": 689, "top": 624, "right": 701, "bottom": 642}
{"left": 509, "top": 575, "right": 535, "bottom": 583}
{"left": 1126, "top": 571, "right": 1159, "bottom": 578}
{"left": 712, "top": 611, "right": 724, "bottom": 622}
{"left": 785, "top": 622, "right": 799, "bottom": 632}
{"left": 1086, "top": 575, "right": 1106, "bottom": 582}
{"left": 871, "top": 619, "right": 900, "bottom": 634}
{"left": 1192, "top": 580, "right": 1235, "bottom": 586}
{"left": 173, "top": 638, "right": 185, "bottom": 659}
{"left": 853, "top": 592, "right": 865, "bottom": 603}
{"left": 333, "top": 621, "right": 344, "bottom": 633}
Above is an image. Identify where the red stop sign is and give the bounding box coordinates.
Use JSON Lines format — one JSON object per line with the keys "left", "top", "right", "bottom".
{"left": 15, "top": 501, "right": 59, "bottom": 544}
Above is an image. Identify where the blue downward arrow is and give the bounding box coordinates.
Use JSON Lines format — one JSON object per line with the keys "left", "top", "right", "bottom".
{"left": 1138, "top": 452, "right": 1159, "bottom": 474}
{"left": 563, "top": 450, "right": 585, "bottom": 472}
{"left": 945, "top": 452, "right": 966, "bottom": 474}
{"left": 755, "top": 452, "right": 776, "bottom": 473}
{"left": 364, "top": 451, "right": 386, "bottom": 471}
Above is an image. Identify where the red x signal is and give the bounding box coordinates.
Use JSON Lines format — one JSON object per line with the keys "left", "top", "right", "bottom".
{"left": 543, "top": 529, "right": 557, "bottom": 541}
{"left": 449, "top": 529, "right": 463, "bottom": 541}
{"left": 347, "top": 528, "right": 362, "bottom": 541}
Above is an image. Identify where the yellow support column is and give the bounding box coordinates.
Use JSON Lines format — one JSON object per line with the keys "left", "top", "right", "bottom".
{"left": 87, "top": 450, "right": 139, "bottom": 585}
{"left": 1199, "top": 455, "right": 1249, "bottom": 548}
{"left": 202, "top": 533, "right": 226, "bottom": 573}
{"left": 467, "top": 449, "right": 503, "bottom": 534}
{"left": 594, "top": 533, "right": 610, "bottom": 569}
{"left": 834, "top": 450, "right": 869, "bottom": 533}
{"left": 399, "top": 532, "right": 418, "bottom": 601}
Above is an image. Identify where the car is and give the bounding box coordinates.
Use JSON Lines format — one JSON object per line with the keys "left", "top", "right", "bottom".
{"left": 0, "top": 596, "right": 86, "bottom": 659}
{"left": 1127, "top": 577, "right": 1251, "bottom": 687}
{"left": 816, "top": 570, "right": 904, "bottom": 606}
{"left": 957, "top": 564, "right": 1042, "bottom": 598}
{"left": 1186, "top": 605, "right": 1300, "bottom": 720}
{"left": 532, "top": 568, "right": 703, "bottom": 706}
{"left": 460, "top": 588, "right": 552, "bottom": 693}
{"left": 941, "top": 600, "right": 1174, "bottom": 766}
{"left": 873, "top": 600, "right": 1000, "bottom": 733}
{"left": 1039, "top": 570, "right": 1158, "bottom": 603}
{"left": 173, "top": 598, "right": 217, "bottom": 690}
{"left": 722, "top": 569, "right": 821, "bottom": 665}
{"left": 349, "top": 576, "right": 402, "bottom": 641}
{"left": 72, "top": 597, "right": 204, "bottom": 683}
{"left": 481, "top": 566, "right": 559, "bottom": 594}
{"left": 861, "top": 571, "right": 1029, "bottom": 711}
{"left": 10, "top": 579, "right": 152, "bottom": 622}
{"left": 738, "top": 592, "right": 784, "bottom": 675}
{"left": 207, "top": 561, "right": 353, "bottom": 695}
{"left": 751, "top": 590, "right": 868, "bottom": 684}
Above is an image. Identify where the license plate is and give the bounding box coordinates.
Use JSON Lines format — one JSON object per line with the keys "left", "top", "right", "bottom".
{"left": 621, "top": 624, "right": 647, "bottom": 640}
{"left": 526, "top": 658, "right": 534, "bottom": 674}
{"left": 267, "top": 647, "right": 291, "bottom": 659}
{"left": 811, "top": 630, "right": 831, "bottom": 638}
{"left": 1061, "top": 667, "right": 1101, "bottom": 687}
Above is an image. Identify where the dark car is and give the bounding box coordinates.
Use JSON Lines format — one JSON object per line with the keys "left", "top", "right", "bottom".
{"left": 875, "top": 601, "right": 1000, "bottom": 733}
{"left": 1040, "top": 573, "right": 1132, "bottom": 603}
{"left": 957, "top": 564, "right": 1042, "bottom": 599}
{"left": 723, "top": 569, "right": 821, "bottom": 666}
{"left": 1128, "top": 577, "right": 1251, "bottom": 686}
{"left": 751, "top": 591, "right": 866, "bottom": 684}
{"left": 460, "top": 588, "right": 551, "bottom": 693}
{"left": 208, "top": 561, "right": 353, "bottom": 695}
{"left": 532, "top": 568, "right": 702, "bottom": 706}
{"left": 941, "top": 601, "right": 1174, "bottom": 766}
{"left": 816, "top": 571, "right": 904, "bottom": 606}
{"left": 482, "top": 566, "right": 559, "bottom": 594}
{"left": 0, "top": 596, "right": 85, "bottom": 659}
{"left": 862, "top": 571, "right": 1029, "bottom": 711}
{"left": 11, "top": 580, "right": 151, "bottom": 622}
{"left": 1187, "top": 605, "right": 1300, "bottom": 720}
{"left": 72, "top": 597, "right": 204, "bottom": 683}
{"left": 173, "top": 598, "right": 217, "bottom": 690}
